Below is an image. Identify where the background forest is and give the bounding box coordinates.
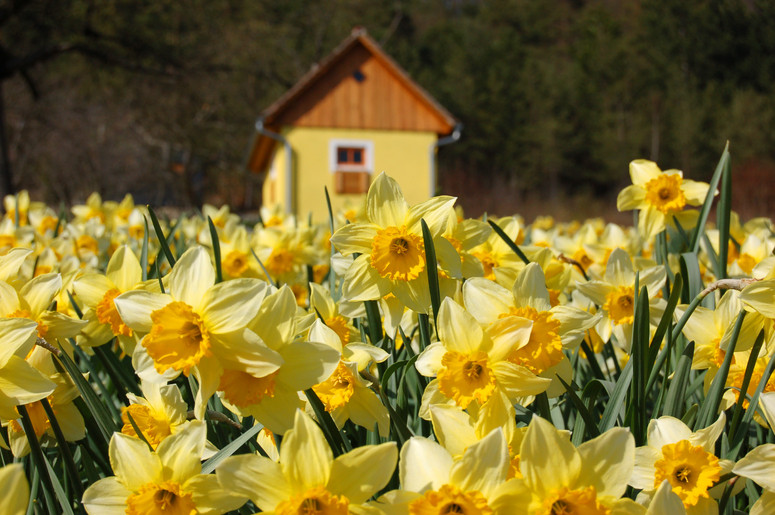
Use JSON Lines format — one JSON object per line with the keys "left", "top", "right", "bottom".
{"left": 3, "top": 0, "right": 775, "bottom": 219}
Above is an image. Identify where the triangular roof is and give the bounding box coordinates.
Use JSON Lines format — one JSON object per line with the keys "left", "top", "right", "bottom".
{"left": 247, "top": 28, "right": 458, "bottom": 173}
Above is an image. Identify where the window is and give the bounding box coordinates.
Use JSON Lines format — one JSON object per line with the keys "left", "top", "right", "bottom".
{"left": 337, "top": 147, "right": 365, "bottom": 166}
{"left": 329, "top": 139, "right": 374, "bottom": 194}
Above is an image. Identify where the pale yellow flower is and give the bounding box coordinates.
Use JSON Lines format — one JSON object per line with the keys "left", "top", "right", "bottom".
{"left": 216, "top": 409, "right": 397, "bottom": 514}
{"left": 0, "top": 463, "right": 29, "bottom": 515}
{"left": 617, "top": 160, "right": 710, "bottom": 241}
{"left": 82, "top": 421, "right": 245, "bottom": 514}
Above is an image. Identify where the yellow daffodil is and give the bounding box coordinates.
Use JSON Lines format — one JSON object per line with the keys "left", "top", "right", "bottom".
{"left": 0, "top": 318, "right": 56, "bottom": 420}
{"left": 674, "top": 290, "right": 762, "bottom": 370}
{"left": 114, "top": 246, "right": 283, "bottom": 418}
{"left": 733, "top": 443, "right": 775, "bottom": 515}
{"left": 576, "top": 248, "right": 666, "bottom": 352}
{"left": 468, "top": 215, "right": 526, "bottom": 282}
{"left": 217, "top": 285, "right": 339, "bottom": 434}
{"left": 378, "top": 427, "right": 520, "bottom": 514}
{"left": 329, "top": 172, "right": 458, "bottom": 313}
{"left": 504, "top": 415, "right": 643, "bottom": 514}
{"left": 73, "top": 245, "right": 145, "bottom": 352}
{"left": 0, "top": 463, "right": 29, "bottom": 515}
{"left": 617, "top": 159, "right": 710, "bottom": 241}
{"left": 216, "top": 409, "right": 397, "bottom": 514}
{"left": 416, "top": 297, "right": 551, "bottom": 421}
{"left": 463, "top": 263, "right": 598, "bottom": 396}
{"left": 4, "top": 371, "right": 84, "bottom": 457}
{"left": 0, "top": 273, "right": 87, "bottom": 342}
{"left": 309, "top": 320, "right": 390, "bottom": 436}
{"left": 120, "top": 381, "right": 188, "bottom": 450}
{"left": 82, "top": 420, "right": 245, "bottom": 514}
{"left": 629, "top": 414, "right": 733, "bottom": 512}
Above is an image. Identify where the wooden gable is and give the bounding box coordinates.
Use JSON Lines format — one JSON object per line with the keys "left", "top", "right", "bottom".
{"left": 248, "top": 28, "right": 457, "bottom": 174}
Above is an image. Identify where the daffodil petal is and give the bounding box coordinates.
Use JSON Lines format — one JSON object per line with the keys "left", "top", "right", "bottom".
{"left": 577, "top": 427, "right": 635, "bottom": 498}
{"left": 520, "top": 415, "right": 581, "bottom": 496}
{"left": 449, "top": 428, "right": 508, "bottom": 497}
{"left": 437, "top": 298, "right": 483, "bottom": 355}
{"left": 157, "top": 420, "right": 206, "bottom": 484}
{"left": 399, "top": 436, "right": 453, "bottom": 493}
{"left": 82, "top": 476, "right": 132, "bottom": 515}
{"left": 216, "top": 454, "right": 291, "bottom": 510}
{"left": 280, "top": 410, "right": 333, "bottom": 491}
{"left": 20, "top": 273, "right": 61, "bottom": 316}
{"left": 168, "top": 247, "right": 215, "bottom": 307}
{"left": 367, "top": 172, "right": 408, "bottom": 228}
{"left": 106, "top": 246, "right": 143, "bottom": 291}
{"left": 109, "top": 432, "right": 162, "bottom": 491}
{"left": 328, "top": 442, "right": 398, "bottom": 504}
{"left": 114, "top": 291, "right": 171, "bottom": 334}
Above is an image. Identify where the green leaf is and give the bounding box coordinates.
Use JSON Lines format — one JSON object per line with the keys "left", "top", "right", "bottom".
{"left": 728, "top": 329, "right": 766, "bottom": 438}
{"left": 679, "top": 252, "right": 704, "bottom": 304}
{"left": 487, "top": 219, "right": 530, "bottom": 265}
{"left": 147, "top": 206, "right": 176, "bottom": 268}
{"left": 421, "top": 218, "right": 442, "bottom": 329}
{"left": 18, "top": 405, "right": 58, "bottom": 514}
{"left": 56, "top": 343, "right": 117, "bottom": 441}
{"left": 40, "top": 398, "right": 83, "bottom": 499}
{"left": 200, "top": 422, "right": 264, "bottom": 474}
{"left": 662, "top": 341, "right": 695, "bottom": 418}
{"left": 324, "top": 186, "right": 338, "bottom": 299}
{"left": 42, "top": 453, "right": 75, "bottom": 515}
{"left": 250, "top": 248, "right": 278, "bottom": 288}
{"left": 363, "top": 300, "right": 383, "bottom": 347}
{"left": 716, "top": 149, "right": 733, "bottom": 280}
{"left": 599, "top": 358, "right": 633, "bottom": 432}
{"left": 207, "top": 216, "right": 223, "bottom": 283}
{"left": 141, "top": 216, "right": 150, "bottom": 281}
{"left": 690, "top": 142, "right": 729, "bottom": 253}
{"left": 558, "top": 375, "right": 601, "bottom": 443}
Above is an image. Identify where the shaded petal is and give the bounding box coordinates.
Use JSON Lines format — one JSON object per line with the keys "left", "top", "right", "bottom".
{"left": 367, "top": 173, "right": 408, "bottom": 228}
{"left": 278, "top": 341, "right": 340, "bottom": 391}
{"left": 415, "top": 342, "right": 446, "bottom": 377}
{"left": 109, "top": 433, "right": 161, "bottom": 490}
{"left": 21, "top": 273, "right": 61, "bottom": 316}
{"left": 647, "top": 416, "right": 692, "bottom": 449}
{"left": 280, "top": 410, "right": 333, "bottom": 491}
{"left": 646, "top": 480, "right": 686, "bottom": 515}
{"left": 106, "top": 246, "right": 142, "bottom": 292}
{"left": 681, "top": 179, "right": 710, "bottom": 206}
{"left": 73, "top": 273, "right": 114, "bottom": 308}
{"left": 328, "top": 442, "right": 398, "bottom": 503}
{"left": 630, "top": 446, "right": 660, "bottom": 490}
{"left": 639, "top": 206, "right": 666, "bottom": 241}
{"left": 405, "top": 196, "right": 456, "bottom": 236}
{"left": 577, "top": 427, "right": 635, "bottom": 498}
{"left": 169, "top": 247, "right": 215, "bottom": 307}
{"left": 520, "top": 415, "right": 580, "bottom": 496}
{"left": 513, "top": 263, "right": 551, "bottom": 312}
{"left": 329, "top": 223, "right": 380, "bottom": 256}
{"left": 158, "top": 420, "right": 206, "bottom": 484}
{"left": 492, "top": 362, "right": 551, "bottom": 399}
{"left": 733, "top": 443, "right": 775, "bottom": 490}
{"left": 342, "top": 254, "right": 391, "bottom": 302}
{"left": 429, "top": 405, "right": 476, "bottom": 458}
{"left": 114, "top": 291, "right": 171, "bottom": 334}
{"left": 437, "top": 298, "right": 483, "bottom": 354}
{"left": 187, "top": 474, "right": 247, "bottom": 514}
{"left": 200, "top": 279, "right": 267, "bottom": 333}
{"left": 216, "top": 454, "right": 291, "bottom": 510}
{"left": 617, "top": 184, "right": 646, "bottom": 211}
{"left": 193, "top": 361, "right": 224, "bottom": 420}
{"left": 487, "top": 316, "right": 533, "bottom": 363}
{"left": 0, "top": 318, "right": 37, "bottom": 367}
{"left": 0, "top": 356, "right": 56, "bottom": 404}
{"left": 463, "top": 277, "right": 513, "bottom": 325}
{"left": 629, "top": 160, "right": 662, "bottom": 185}
{"left": 0, "top": 463, "right": 29, "bottom": 515}
{"left": 245, "top": 384, "right": 303, "bottom": 435}
{"left": 399, "top": 436, "right": 452, "bottom": 493}
{"left": 347, "top": 387, "right": 391, "bottom": 437}
{"left": 449, "top": 428, "right": 508, "bottom": 497}
{"left": 82, "top": 477, "right": 131, "bottom": 515}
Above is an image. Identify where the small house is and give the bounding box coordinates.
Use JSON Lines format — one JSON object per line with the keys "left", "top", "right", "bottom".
{"left": 246, "top": 28, "right": 460, "bottom": 220}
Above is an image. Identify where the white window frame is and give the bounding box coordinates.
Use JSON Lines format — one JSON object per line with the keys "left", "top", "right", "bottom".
{"left": 329, "top": 139, "right": 374, "bottom": 173}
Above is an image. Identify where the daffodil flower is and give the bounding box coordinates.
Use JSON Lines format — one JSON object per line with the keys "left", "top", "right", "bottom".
{"left": 0, "top": 318, "right": 56, "bottom": 420}
{"left": 505, "top": 415, "right": 643, "bottom": 514}
{"left": 309, "top": 320, "right": 390, "bottom": 436}
{"left": 114, "top": 246, "right": 284, "bottom": 418}
{"left": 216, "top": 409, "right": 397, "bottom": 514}
{"left": 0, "top": 463, "right": 29, "bottom": 515}
{"left": 617, "top": 159, "right": 710, "bottom": 241}
{"left": 576, "top": 248, "right": 666, "bottom": 352}
{"left": 463, "top": 263, "right": 598, "bottom": 397}
{"left": 329, "top": 172, "right": 458, "bottom": 313}
{"left": 82, "top": 421, "right": 245, "bottom": 514}
{"left": 377, "top": 427, "right": 520, "bottom": 514}
{"left": 5, "top": 371, "right": 84, "bottom": 457}
{"left": 217, "top": 285, "right": 340, "bottom": 434}
{"left": 629, "top": 414, "right": 733, "bottom": 512}
{"left": 120, "top": 381, "right": 188, "bottom": 450}
{"left": 73, "top": 245, "right": 145, "bottom": 352}
{"left": 733, "top": 442, "right": 775, "bottom": 515}
{"left": 416, "top": 298, "right": 551, "bottom": 421}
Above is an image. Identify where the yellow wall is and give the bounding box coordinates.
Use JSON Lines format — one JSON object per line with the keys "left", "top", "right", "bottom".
{"left": 261, "top": 127, "right": 438, "bottom": 222}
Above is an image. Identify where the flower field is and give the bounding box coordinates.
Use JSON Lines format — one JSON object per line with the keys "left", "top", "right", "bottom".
{"left": 3, "top": 146, "right": 775, "bottom": 514}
